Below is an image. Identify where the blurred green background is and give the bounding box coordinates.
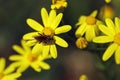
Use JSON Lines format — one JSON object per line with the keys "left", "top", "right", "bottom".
{"left": 1, "top": 0, "right": 120, "bottom": 80}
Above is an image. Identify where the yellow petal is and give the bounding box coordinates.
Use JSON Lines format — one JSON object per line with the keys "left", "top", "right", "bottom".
{"left": 0, "top": 58, "right": 5, "bottom": 72}
{"left": 115, "top": 46, "right": 120, "bottom": 64}
{"left": 42, "top": 45, "right": 50, "bottom": 57}
{"left": 106, "top": 18, "right": 114, "bottom": 27}
{"left": 33, "top": 67, "right": 41, "bottom": 72}
{"left": 17, "top": 63, "right": 29, "bottom": 73}
{"left": 54, "top": 36, "right": 68, "bottom": 47}
{"left": 23, "top": 32, "right": 39, "bottom": 40}
{"left": 4, "top": 64, "right": 16, "bottom": 74}
{"left": 26, "top": 18, "right": 43, "bottom": 31}
{"left": 8, "top": 62, "right": 21, "bottom": 69}
{"left": 47, "top": 9, "right": 56, "bottom": 27}
{"left": 21, "top": 40, "right": 31, "bottom": 52}
{"left": 41, "top": 8, "right": 48, "bottom": 27}
{"left": 51, "top": 5, "right": 55, "bottom": 10}
{"left": 99, "top": 25, "right": 114, "bottom": 36}
{"left": 105, "top": 18, "right": 115, "bottom": 35}
{"left": 26, "top": 40, "right": 37, "bottom": 46}
{"left": 93, "top": 36, "right": 113, "bottom": 43}
{"left": 85, "top": 25, "right": 95, "bottom": 41}
{"left": 9, "top": 55, "right": 23, "bottom": 61}
{"left": 94, "top": 22, "right": 100, "bottom": 35}
{"left": 39, "top": 62, "right": 50, "bottom": 70}
{"left": 75, "top": 23, "right": 87, "bottom": 37}
{"left": 76, "top": 16, "right": 86, "bottom": 25}
{"left": 4, "top": 72, "right": 21, "bottom": 78}
{"left": 50, "top": 45, "right": 57, "bottom": 59}
{"left": 31, "top": 63, "right": 41, "bottom": 72}
{"left": 32, "top": 43, "right": 43, "bottom": 54}
{"left": 115, "top": 17, "right": 120, "bottom": 33}
{"left": 51, "top": 13, "right": 63, "bottom": 29}
{"left": 3, "top": 73, "right": 21, "bottom": 80}
{"left": 55, "top": 25, "right": 71, "bottom": 34}
{"left": 90, "top": 10, "right": 98, "bottom": 17}
{"left": 102, "top": 43, "right": 118, "bottom": 61}
{"left": 12, "top": 45, "right": 25, "bottom": 55}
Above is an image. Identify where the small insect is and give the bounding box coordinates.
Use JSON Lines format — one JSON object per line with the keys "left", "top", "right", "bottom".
{"left": 34, "top": 33, "right": 55, "bottom": 45}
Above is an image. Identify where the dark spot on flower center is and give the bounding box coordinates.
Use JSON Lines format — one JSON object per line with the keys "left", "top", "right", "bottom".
{"left": 34, "top": 33, "right": 55, "bottom": 45}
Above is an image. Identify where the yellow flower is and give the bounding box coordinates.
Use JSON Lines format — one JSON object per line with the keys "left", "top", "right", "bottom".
{"left": 79, "top": 74, "right": 88, "bottom": 80}
{"left": 9, "top": 40, "right": 51, "bottom": 73}
{"left": 93, "top": 17, "right": 120, "bottom": 64}
{"left": 51, "top": 0, "right": 67, "bottom": 9}
{"left": 99, "top": 5, "right": 115, "bottom": 19}
{"left": 0, "top": 58, "right": 21, "bottom": 80}
{"left": 76, "top": 37, "right": 88, "bottom": 49}
{"left": 105, "top": 0, "right": 111, "bottom": 3}
{"left": 75, "top": 10, "right": 102, "bottom": 41}
{"left": 23, "top": 8, "right": 71, "bottom": 59}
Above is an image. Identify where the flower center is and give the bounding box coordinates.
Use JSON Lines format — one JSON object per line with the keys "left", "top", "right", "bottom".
{"left": 42, "top": 27, "right": 54, "bottom": 36}
{"left": 86, "top": 16, "right": 96, "bottom": 25}
{"left": 34, "top": 27, "right": 55, "bottom": 45}
{"left": 0, "top": 73, "right": 4, "bottom": 79}
{"left": 114, "top": 33, "right": 120, "bottom": 45}
{"left": 28, "top": 54, "right": 37, "bottom": 62}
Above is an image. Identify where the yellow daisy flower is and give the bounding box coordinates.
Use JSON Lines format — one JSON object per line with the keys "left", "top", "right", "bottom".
{"left": 75, "top": 10, "right": 102, "bottom": 41}
{"left": 105, "top": 0, "right": 111, "bottom": 3}
{"left": 23, "top": 8, "right": 71, "bottom": 59}
{"left": 75, "top": 37, "right": 88, "bottom": 49}
{"left": 79, "top": 74, "right": 88, "bottom": 80}
{"left": 93, "top": 17, "right": 120, "bottom": 64}
{"left": 0, "top": 57, "right": 21, "bottom": 80}
{"left": 9, "top": 40, "right": 51, "bottom": 73}
{"left": 51, "top": 0, "right": 67, "bottom": 9}
{"left": 99, "top": 5, "right": 115, "bottom": 20}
